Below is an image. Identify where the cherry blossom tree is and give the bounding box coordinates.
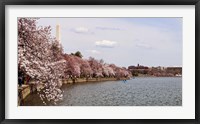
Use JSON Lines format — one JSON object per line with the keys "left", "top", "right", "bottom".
{"left": 80, "top": 59, "right": 93, "bottom": 77}
{"left": 88, "top": 57, "right": 104, "bottom": 78}
{"left": 18, "top": 18, "right": 65, "bottom": 104}
{"left": 108, "top": 64, "right": 131, "bottom": 79}
{"left": 63, "top": 54, "right": 81, "bottom": 78}
{"left": 63, "top": 54, "right": 93, "bottom": 79}
{"left": 102, "top": 65, "right": 115, "bottom": 77}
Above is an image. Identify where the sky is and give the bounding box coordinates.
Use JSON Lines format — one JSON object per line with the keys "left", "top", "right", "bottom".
{"left": 37, "top": 18, "right": 182, "bottom": 68}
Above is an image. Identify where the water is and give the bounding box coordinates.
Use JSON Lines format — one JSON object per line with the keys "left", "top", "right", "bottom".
{"left": 23, "top": 77, "right": 182, "bottom": 106}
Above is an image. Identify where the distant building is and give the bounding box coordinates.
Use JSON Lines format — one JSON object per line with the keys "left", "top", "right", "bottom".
{"left": 128, "top": 64, "right": 149, "bottom": 75}
{"left": 128, "top": 64, "right": 149, "bottom": 70}
{"left": 128, "top": 64, "right": 182, "bottom": 77}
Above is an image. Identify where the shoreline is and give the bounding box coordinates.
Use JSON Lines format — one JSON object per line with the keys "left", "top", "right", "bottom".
{"left": 62, "top": 76, "right": 182, "bottom": 85}
{"left": 62, "top": 77, "right": 129, "bottom": 84}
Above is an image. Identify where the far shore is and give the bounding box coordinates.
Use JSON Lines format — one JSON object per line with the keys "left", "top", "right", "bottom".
{"left": 134, "top": 75, "right": 182, "bottom": 78}
{"left": 61, "top": 76, "right": 181, "bottom": 86}
{"left": 62, "top": 77, "right": 130, "bottom": 84}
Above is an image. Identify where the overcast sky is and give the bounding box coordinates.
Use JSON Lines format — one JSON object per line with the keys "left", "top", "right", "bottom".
{"left": 37, "top": 18, "right": 182, "bottom": 68}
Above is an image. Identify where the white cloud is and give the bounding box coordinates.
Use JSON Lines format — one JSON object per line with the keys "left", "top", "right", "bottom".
{"left": 72, "top": 27, "right": 89, "bottom": 33}
{"left": 95, "top": 40, "right": 117, "bottom": 48}
{"left": 86, "top": 50, "right": 101, "bottom": 54}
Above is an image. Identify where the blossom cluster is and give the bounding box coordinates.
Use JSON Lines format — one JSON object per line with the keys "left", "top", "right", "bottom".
{"left": 63, "top": 55, "right": 131, "bottom": 79}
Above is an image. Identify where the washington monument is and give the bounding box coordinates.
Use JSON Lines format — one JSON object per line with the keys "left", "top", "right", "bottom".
{"left": 56, "top": 24, "right": 61, "bottom": 44}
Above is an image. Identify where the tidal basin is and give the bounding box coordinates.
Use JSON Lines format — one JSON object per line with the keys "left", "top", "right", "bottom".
{"left": 23, "top": 77, "right": 182, "bottom": 106}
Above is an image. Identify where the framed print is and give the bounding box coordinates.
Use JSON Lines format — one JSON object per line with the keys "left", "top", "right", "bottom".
{"left": 0, "top": 0, "right": 200, "bottom": 123}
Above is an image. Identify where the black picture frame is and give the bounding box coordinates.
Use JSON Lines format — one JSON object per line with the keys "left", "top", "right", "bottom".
{"left": 0, "top": 0, "right": 199, "bottom": 123}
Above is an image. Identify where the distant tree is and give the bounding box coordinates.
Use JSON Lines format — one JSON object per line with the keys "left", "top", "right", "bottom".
{"left": 132, "top": 72, "right": 139, "bottom": 76}
{"left": 99, "top": 59, "right": 104, "bottom": 65}
{"left": 71, "top": 51, "right": 83, "bottom": 58}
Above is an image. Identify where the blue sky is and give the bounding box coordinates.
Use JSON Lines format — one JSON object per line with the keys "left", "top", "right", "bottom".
{"left": 37, "top": 18, "right": 182, "bottom": 68}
